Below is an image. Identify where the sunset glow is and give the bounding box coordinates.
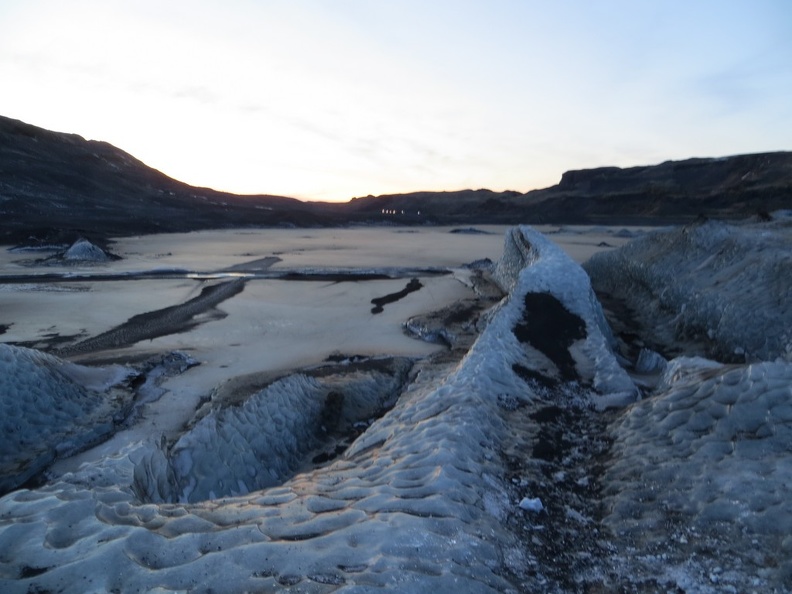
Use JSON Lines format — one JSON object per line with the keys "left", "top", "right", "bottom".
{"left": 1, "top": 0, "right": 789, "bottom": 201}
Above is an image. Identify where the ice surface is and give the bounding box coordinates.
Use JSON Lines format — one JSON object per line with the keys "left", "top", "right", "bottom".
{"left": 602, "top": 357, "right": 792, "bottom": 588}
{"left": 634, "top": 347, "right": 668, "bottom": 374}
{"left": 519, "top": 497, "right": 544, "bottom": 512}
{"left": 4, "top": 221, "right": 787, "bottom": 593}
{"left": 585, "top": 219, "right": 792, "bottom": 362}
{"left": 491, "top": 226, "right": 637, "bottom": 407}
{"left": 0, "top": 225, "right": 636, "bottom": 593}
{"left": 135, "top": 359, "right": 413, "bottom": 503}
{"left": 0, "top": 344, "right": 134, "bottom": 494}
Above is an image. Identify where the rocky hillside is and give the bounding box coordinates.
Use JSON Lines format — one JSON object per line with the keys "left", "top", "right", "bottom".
{"left": 1, "top": 114, "right": 790, "bottom": 243}
{"left": 0, "top": 116, "right": 336, "bottom": 245}
{"left": 349, "top": 153, "right": 792, "bottom": 224}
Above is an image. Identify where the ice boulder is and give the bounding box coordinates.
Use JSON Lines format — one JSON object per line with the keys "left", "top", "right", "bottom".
{"left": 0, "top": 344, "right": 134, "bottom": 494}
{"left": 62, "top": 238, "right": 113, "bottom": 262}
{"left": 584, "top": 219, "right": 792, "bottom": 362}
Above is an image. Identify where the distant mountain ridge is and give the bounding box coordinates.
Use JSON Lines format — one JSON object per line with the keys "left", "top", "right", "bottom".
{"left": 1, "top": 114, "right": 790, "bottom": 244}
{"left": 348, "top": 153, "right": 792, "bottom": 224}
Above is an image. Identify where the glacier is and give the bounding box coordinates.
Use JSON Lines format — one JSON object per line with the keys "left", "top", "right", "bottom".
{"left": 584, "top": 217, "right": 792, "bottom": 362}
{"left": 0, "top": 223, "right": 790, "bottom": 592}
{"left": 0, "top": 344, "right": 134, "bottom": 494}
{"left": 603, "top": 357, "right": 792, "bottom": 582}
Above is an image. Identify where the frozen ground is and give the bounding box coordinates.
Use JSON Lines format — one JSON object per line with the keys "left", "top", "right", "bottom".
{"left": 1, "top": 223, "right": 790, "bottom": 592}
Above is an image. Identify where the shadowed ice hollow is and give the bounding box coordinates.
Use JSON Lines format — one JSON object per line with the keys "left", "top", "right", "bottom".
{"left": 134, "top": 358, "right": 414, "bottom": 504}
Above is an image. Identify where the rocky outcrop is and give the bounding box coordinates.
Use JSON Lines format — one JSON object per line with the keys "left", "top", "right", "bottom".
{"left": 346, "top": 153, "right": 792, "bottom": 224}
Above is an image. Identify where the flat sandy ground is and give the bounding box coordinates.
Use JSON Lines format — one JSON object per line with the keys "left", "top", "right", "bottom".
{"left": 0, "top": 225, "right": 644, "bottom": 473}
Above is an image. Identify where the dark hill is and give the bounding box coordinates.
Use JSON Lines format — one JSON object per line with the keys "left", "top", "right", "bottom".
{"left": 0, "top": 115, "right": 337, "bottom": 245}
{"left": 351, "top": 153, "right": 792, "bottom": 225}
{"left": 523, "top": 153, "right": 792, "bottom": 223}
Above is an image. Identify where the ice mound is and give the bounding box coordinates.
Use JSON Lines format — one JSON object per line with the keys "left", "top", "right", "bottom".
{"left": 62, "top": 238, "right": 112, "bottom": 262}
{"left": 0, "top": 226, "right": 634, "bottom": 592}
{"left": 584, "top": 219, "right": 792, "bottom": 362}
{"left": 134, "top": 359, "right": 413, "bottom": 503}
{"left": 603, "top": 358, "right": 792, "bottom": 586}
{"left": 0, "top": 344, "right": 134, "bottom": 494}
{"left": 491, "top": 226, "right": 637, "bottom": 408}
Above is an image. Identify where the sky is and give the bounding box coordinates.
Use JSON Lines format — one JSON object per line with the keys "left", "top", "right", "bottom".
{"left": 1, "top": 0, "right": 790, "bottom": 202}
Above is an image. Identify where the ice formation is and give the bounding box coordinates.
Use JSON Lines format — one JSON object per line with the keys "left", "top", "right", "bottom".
{"left": 490, "top": 226, "right": 637, "bottom": 408}
{"left": 62, "top": 238, "right": 112, "bottom": 262}
{"left": 584, "top": 218, "right": 792, "bottom": 362}
{"left": 2, "top": 224, "right": 789, "bottom": 592}
{"left": 0, "top": 344, "right": 133, "bottom": 494}
{"left": 134, "top": 359, "right": 413, "bottom": 503}
{"left": 0, "top": 226, "right": 635, "bottom": 593}
{"left": 602, "top": 357, "right": 792, "bottom": 587}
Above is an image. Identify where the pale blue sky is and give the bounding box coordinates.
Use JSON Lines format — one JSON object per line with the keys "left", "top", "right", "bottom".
{"left": 1, "top": 0, "right": 789, "bottom": 201}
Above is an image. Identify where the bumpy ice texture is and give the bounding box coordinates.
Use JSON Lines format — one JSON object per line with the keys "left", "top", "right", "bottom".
{"left": 0, "top": 344, "right": 133, "bottom": 494}
{"left": 584, "top": 219, "right": 792, "bottom": 362}
{"left": 134, "top": 360, "right": 413, "bottom": 504}
{"left": 603, "top": 357, "right": 792, "bottom": 587}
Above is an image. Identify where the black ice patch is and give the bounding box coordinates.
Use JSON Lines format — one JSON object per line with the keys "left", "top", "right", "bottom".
{"left": 513, "top": 292, "right": 587, "bottom": 381}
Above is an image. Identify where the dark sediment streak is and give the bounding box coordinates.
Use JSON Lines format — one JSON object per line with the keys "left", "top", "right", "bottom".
{"left": 220, "top": 256, "right": 281, "bottom": 273}
{"left": 370, "top": 278, "right": 423, "bottom": 314}
{"left": 57, "top": 279, "right": 245, "bottom": 357}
